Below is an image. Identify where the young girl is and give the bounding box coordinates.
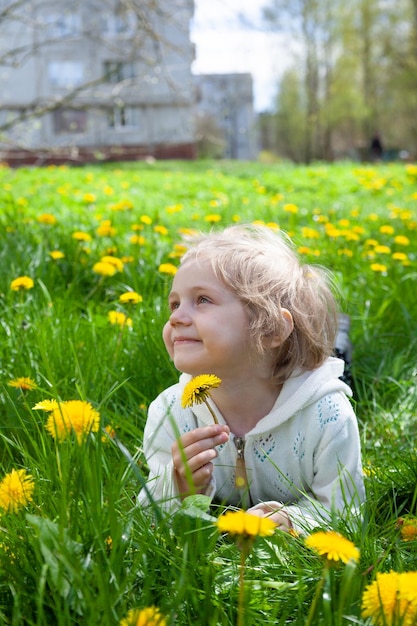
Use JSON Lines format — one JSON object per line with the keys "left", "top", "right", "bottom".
{"left": 140, "top": 224, "right": 365, "bottom": 533}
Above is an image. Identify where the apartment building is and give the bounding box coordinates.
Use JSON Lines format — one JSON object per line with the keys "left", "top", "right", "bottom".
{"left": 0, "top": 0, "right": 196, "bottom": 164}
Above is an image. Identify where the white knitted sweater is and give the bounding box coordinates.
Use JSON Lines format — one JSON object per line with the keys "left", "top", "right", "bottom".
{"left": 139, "top": 357, "right": 365, "bottom": 532}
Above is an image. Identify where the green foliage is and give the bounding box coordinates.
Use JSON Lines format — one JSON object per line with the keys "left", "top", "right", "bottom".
{"left": 0, "top": 159, "right": 416, "bottom": 624}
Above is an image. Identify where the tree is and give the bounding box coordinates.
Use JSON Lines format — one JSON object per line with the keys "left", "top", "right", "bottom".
{"left": 263, "top": 0, "right": 417, "bottom": 161}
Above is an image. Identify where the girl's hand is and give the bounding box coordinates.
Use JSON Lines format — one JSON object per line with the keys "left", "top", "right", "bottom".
{"left": 248, "top": 501, "right": 293, "bottom": 532}
{"left": 172, "top": 424, "right": 229, "bottom": 497}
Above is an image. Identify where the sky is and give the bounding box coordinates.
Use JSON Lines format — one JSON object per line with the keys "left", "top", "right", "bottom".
{"left": 190, "top": 0, "right": 294, "bottom": 112}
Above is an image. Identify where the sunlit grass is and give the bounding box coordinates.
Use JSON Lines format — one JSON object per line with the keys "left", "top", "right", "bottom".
{"left": 0, "top": 159, "right": 416, "bottom": 624}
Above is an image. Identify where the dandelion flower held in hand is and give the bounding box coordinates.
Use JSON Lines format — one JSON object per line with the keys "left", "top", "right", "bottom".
{"left": 216, "top": 510, "right": 276, "bottom": 538}
{"left": 181, "top": 374, "right": 222, "bottom": 408}
{"left": 181, "top": 374, "right": 222, "bottom": 424}
{"left": 305, "top": 530, "right": 360, "bottom": 564}
{"left": 119, "top": 605, "right": 167, "bottom": 626}
{"left": 0, "top": 469, "right": 35, "bottom": 513}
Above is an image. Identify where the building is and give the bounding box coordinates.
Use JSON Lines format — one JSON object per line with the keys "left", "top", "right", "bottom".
{"left": 0, "top": 0, "right": 196, "bottom": 165}
{"left": 194, "top": 73, "right": 257, "bottom": 160}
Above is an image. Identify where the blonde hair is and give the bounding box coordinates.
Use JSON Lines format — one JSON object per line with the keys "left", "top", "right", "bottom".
{"left": 180, "top": 224, "right": 339, "bottom": 385}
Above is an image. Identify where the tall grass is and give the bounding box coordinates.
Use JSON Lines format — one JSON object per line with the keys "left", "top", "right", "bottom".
{"left": 0, "top": 160, "right": 416, "bottom": 624}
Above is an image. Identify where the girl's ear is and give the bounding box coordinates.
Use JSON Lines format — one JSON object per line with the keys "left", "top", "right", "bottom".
{"left": 270, "top": 308, "right": 294, "bottom": 348}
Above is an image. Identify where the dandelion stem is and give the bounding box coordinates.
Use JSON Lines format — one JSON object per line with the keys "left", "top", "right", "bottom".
{"left": 305, "top": 566, "right": 327, "bottom": 626}
{"left": 237, "top": 545, "right": 249, "bottom": 626}
{"left": 203, "top": 398, "right": 218, "bottom": 424}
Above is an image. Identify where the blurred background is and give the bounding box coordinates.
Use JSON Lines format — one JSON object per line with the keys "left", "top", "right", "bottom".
{"left": 1, "top": 0, "right": 415, "bottom": 164}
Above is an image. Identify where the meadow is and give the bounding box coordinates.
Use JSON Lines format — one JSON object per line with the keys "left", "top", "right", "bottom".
{"left": 0, "top": 159, "right": 416, "bottom": 625}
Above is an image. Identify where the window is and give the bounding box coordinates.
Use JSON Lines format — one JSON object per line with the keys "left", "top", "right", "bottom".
{"left": 53, "top": 109, "right": 87, "bottom": 134}
{"left": 104, "top": 61, "right": 136, "bottom": 84}
{"left": 42, "top": 13, "right": 82, "bottom": 38}
{"left": 108, "top": 106, "right": 140, "bottom": 128}
{"left": 101, "top": 11, "right": 136, "bottom": 36}
{"left": 48, "top": 61, "right": 84, "bottom": 89}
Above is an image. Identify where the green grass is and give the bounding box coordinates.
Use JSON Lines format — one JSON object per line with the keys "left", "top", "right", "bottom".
{"left": 0, "top": 159, "right": 416, "bottom": 624}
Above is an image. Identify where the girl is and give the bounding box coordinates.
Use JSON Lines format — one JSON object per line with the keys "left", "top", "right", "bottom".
{"left": 140, "top": 224, "right": 365, "bottom": 533}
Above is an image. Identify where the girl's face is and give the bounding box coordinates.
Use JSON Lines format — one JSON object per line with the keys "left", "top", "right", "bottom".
{"left": 163, "top": 259, "right": 254, "bottom": 379}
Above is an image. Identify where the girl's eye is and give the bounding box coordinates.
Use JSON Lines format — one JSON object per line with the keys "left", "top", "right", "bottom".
{"left": 169, "top": 301, "right": 179, "bottom": 311}
{"left": 197, "top": 296, "right": 209, "bottom": 304}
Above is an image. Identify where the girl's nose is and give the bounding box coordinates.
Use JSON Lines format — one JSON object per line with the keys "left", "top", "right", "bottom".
{"left": 169, "top": 304, "right": 191, "bottom": 325}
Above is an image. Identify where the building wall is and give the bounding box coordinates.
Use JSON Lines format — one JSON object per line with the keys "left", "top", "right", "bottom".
{"left": 194, "top": 73, "right": 258, "bottom": 160}
{"left": 0, "top": 0, "right": 196, "bottom": 163}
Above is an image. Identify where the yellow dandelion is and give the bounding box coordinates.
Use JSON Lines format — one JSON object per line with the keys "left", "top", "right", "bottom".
{"left": 337, "top": 249, "right": 354, "bottom": 257}
{"left": 153, "top": 225, "right": 168, "bottom": 236}
{"left": 72, "top": 231, "right": 92, "bottom": 242}
{"left": 8, "top": 377, "right": 37, "bottom": 391}
{"left": 100, "top": 255, "right": 124, "bottom": 272}
{"left": 0, "top": 469, "right": 35, "bottom": 513}
{"left": 168, "top": 243, "right": 188, "bottom": 259}
{"left": 49, "top": 250, "right": 65, "bottom": 260}
{"left": 392, "top": 252, "right": 408, "bottom": 262}
{"left": 181, "top": 375, "right": 221, "bottom": 409}
{"left": 204, "top": 213, "right": 222, "bottom": 223}
{"left": 32, "top": 399, "right": 59, "bottom": 412}
{"left": 83, "top": 192, "right": 96, "bottom": 203}
{"left": 130, "top": 234, "right": 146, "bottom": 245}
{"left": 96, "top": 222, "right": 117, "bottom": 237}
{"left": 45, "top": 400, "right": 100, "bottom": 443}
{"left": 119, "top": 291, "right": 143, "bottom": 304}
{"left": 178, "top": 227, "right": 198, "bottom": 237}
{"left": 361, "top": 571, "right": 417, "bottom": 625}
{"left": 374, "top": 245, "right": 391, "bottom": 254}
{"left": 182, "top": 374, "right": 221, "bottom": 424}
{"left": 344, "top": 231, "right": 360, "bottom": 242}
{"left": 283, "top": 203, "right": 298, "bottom": 214}
{"left": 379, "top": 225, "right": 395, "bottom": 235}
{"left": 165, "top": 203, "right": 183, "bottom": 214}
{"left": 399, "top": 518, "right": 417, "bottom": 542}
{"left": 108, "top": 311, "right": 133, "bottom": 328}
{"left": 119, "top": 606, "right": 167, "bottom": 626}
{"left": 38, "top": 213, "right": 57, "bottom": 225}
{"left": 216, "top": 510, "right": 276, "bottom": 538}
{"left": 158, "top": 263, "right": 178, "bottom": 276}
{"left": 140, "top": 214, "right": 152, "bottom": 225}
{"left": 305, "top": 530, "right": 360, "bottom": 564}
{"left": 10, "top": 276, "right": 34, "bottom": 291}
{"left": 301, "top": 227, "right": 320, "bottom": 239}
{"left": 394, "top": 235, "right": 410, "bottom": 246}
{"left": 105, "top": 535, "right": 113, "bottom": 552}
{"left": 102, "top": 424, "right": 116, "bottom": 443}
{"left": 93, "top": 261, "right": 117, "bottom": 277}
{"left": 370, "top": 263, "right": 387, "bottom": 273}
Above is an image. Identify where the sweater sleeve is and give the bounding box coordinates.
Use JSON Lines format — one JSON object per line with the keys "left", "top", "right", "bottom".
{"left": 138, "top": 392, "right": 181, "bottom": 509}
{"left": 285, "top": 397, "right": 365, "bottom": 534}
